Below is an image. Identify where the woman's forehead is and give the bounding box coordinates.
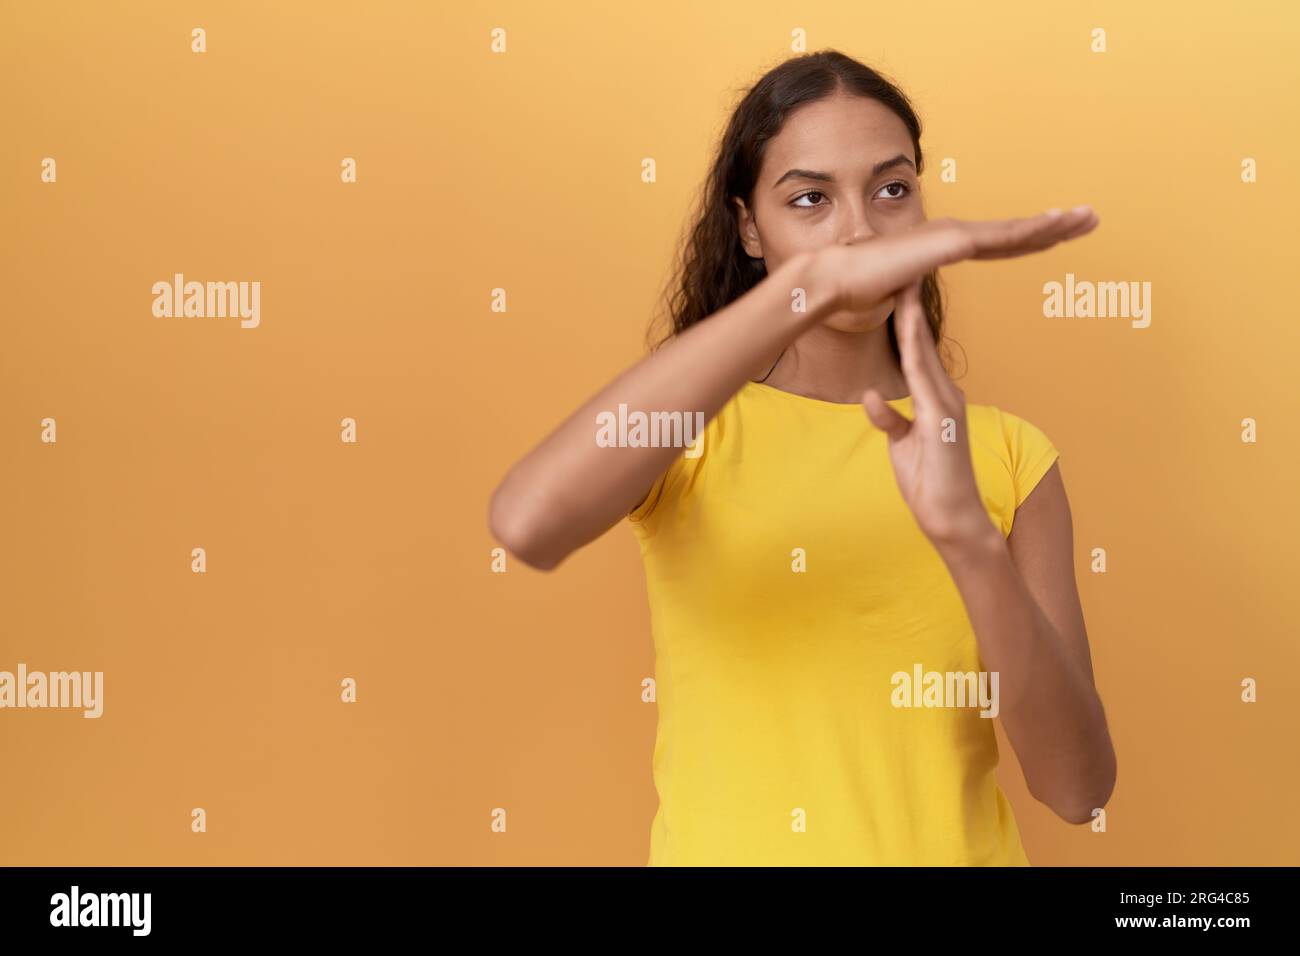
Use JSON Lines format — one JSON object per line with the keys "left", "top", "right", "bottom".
{"left": 760, "top": 101, "right": 916, "bottom": 184}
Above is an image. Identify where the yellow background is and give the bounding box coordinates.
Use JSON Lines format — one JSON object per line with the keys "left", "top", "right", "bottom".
{"left": 2, "top": 0, "right": 1298, "bottom": 865}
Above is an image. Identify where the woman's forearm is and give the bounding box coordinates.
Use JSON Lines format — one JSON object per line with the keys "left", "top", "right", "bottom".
{"left": 489, "top": 250, "right": 832, "bottom": 570}
{"left": 935, "top": 527, "right": 1117, "bottom": 823}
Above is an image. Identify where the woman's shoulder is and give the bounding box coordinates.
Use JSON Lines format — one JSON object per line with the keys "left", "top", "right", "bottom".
{"left": 626, "top": 382, "right": 770, "bottom": 533}
{"left": 966, "top": 400, "right": 1061, "bottom": 508}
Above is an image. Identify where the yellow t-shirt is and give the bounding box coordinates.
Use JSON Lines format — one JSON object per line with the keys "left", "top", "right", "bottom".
{"left": 628, "top": 380, "right": 1060, "bottom": 866}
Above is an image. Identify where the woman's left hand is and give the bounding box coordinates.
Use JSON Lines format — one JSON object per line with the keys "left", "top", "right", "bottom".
{"left": 862, "top": 281, "right": 993, "bottom": 550}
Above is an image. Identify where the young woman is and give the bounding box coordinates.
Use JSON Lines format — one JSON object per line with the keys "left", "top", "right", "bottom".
{"left": 489, "top": 50, "right": 1116, "bottom": 866}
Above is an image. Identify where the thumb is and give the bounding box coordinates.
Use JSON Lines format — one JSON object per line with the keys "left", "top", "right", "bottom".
{"left": 863, "top": 388, "right": 910, "bottom": 440}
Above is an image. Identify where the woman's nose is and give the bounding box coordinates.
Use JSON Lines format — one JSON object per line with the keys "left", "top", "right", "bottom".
{"left": 839, "top": 223, "right": 875, "bottom": 246}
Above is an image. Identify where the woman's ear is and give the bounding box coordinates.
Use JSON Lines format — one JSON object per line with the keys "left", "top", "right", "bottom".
{"left": 731, "top": 196, "right": 763, "bottom": 259}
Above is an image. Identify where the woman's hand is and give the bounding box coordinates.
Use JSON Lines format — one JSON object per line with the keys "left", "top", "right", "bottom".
{"left": 862, "top": 280, "right": 994, "bottom": 550}
{"left": 831, "top": 205, "right": 1098, "bottom": 548}
{"left": 817, "top": 206, "right": 1099, "bottom": 316}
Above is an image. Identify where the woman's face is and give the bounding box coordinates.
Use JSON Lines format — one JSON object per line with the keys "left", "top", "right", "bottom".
{"left": 733, "top": 91, "right": 926, "bottom": 333}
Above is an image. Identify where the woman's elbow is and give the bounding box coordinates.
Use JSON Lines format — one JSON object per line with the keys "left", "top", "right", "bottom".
{"left": 1040, "top": 752, "right": 1117, "bottom": 826}
{"left": 488, "top": 484, "right": 566, "bottom": 571}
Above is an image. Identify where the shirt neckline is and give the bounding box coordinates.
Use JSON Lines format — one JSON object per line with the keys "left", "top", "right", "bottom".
{"left": 743, "top": 379, "right": 913, "bottom": 411}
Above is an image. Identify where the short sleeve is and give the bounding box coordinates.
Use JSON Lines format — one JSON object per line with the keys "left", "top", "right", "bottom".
{"left": 627, "top": 444, "right": 697, "bottom": 535}
{"left": 626, "top": 413, "right": 715, "bottom": 535}
{"left": 998, "top": 408, "right": 1060, "bottom": 508}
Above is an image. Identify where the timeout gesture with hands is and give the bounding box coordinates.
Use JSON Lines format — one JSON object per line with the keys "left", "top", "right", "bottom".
{"left": 857, "top": 205, "right": 1100, "bottom": 550}
{"left": 490, "top": 204, "right": 1098, "bottom": 571}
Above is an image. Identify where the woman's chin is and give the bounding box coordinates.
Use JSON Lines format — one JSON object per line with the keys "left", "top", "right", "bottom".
{"left": 822, "top": 307, "right": 892, "bottom": 334}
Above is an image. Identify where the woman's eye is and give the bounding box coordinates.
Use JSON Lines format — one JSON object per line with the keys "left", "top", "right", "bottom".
{"left": 792, "top": 191, "right": 826, "bottom": 207}
{"left": 792, "top": 182, "right": 911, "bottom": 208}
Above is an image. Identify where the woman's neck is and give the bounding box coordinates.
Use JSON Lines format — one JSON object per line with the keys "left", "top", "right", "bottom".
{"left": 760, "top": 321, "right": 910, "bottom": 403}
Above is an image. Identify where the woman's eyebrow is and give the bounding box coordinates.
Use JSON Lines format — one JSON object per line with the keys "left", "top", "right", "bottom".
{"left": 771, "top": 154, "right": 916, "bottom": 188}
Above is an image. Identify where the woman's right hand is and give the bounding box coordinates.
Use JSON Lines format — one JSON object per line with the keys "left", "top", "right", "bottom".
{"left": 814, "top": 206, "right": 1100, "bottom": 316}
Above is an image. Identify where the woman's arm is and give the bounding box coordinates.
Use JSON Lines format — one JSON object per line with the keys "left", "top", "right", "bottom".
{"left": 489, "top": 208, "right": 1097, "bottom": 571}
{"left": 862, "top": 253, "right": 1114, "bottom": 825}
{"left": 488, "top": 248, "right": 831, "bottom": 571}
{"left": 935, "top": 469, "right": 1116, "bottom": 823}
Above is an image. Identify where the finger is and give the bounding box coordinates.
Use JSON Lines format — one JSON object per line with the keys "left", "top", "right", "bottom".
{"left": 894, "top": 281, "right": 948, "bottom": 417}
{"left": 978, "top": 206, "right": 1094, "bottom": 258}
{"left": 1026, "top": 207, "right": 1099, "bottom": 256}
{"left": 1011, "top": 207, "right": 1091, "bottom": 250}
{"left": 1059, "top": 208, "right": 1099, "bottom": 241}
{"left": 961, "top": 216, "right": 1057, "bottom": 260}
{"left": 1008, "top": 207, "right": 1082, "bottom": 242}
{"left": 905, "top": 282, "right": 958, "bottom": 404}
{"left": 1035, "top": 205, "right": 1095, "bottom": 242}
